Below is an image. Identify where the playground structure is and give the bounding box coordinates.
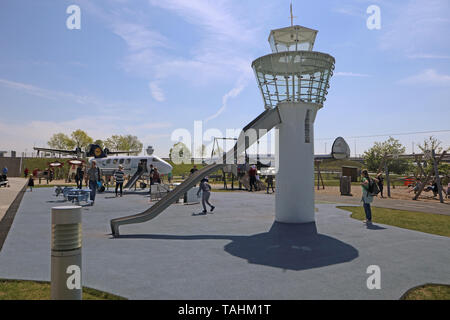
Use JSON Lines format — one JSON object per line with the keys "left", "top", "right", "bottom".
{"left": 110, "top": 22, "right": 335, "bottom": 236}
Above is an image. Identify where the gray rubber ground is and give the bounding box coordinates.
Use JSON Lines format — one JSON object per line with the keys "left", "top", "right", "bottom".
{"left": 0, "top": 188, "right": 448, "bottom": 299}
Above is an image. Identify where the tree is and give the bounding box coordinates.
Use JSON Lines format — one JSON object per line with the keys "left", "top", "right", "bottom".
{"left": 104, "top": 135, "right": 122, "bottom": 151}
{"left": 363, "top": 137, "right": 411, "bottom": 174}
{"left": 119, "top": 135, "right": 143, "bottom": 154}
{"left": 169, "top": 142, "right": 191, "bottom": 164}
{"left": 418, "top": 136, "right": 450, "bottom": 176}
{"left": 104, "top": 135, "right": 143, "bottom": 154}
{"left": 71, "top": 129, "right": 93, "bottom": 150}
{"left": 47, "top": 133, "right": 75, "bottom": 150}
{"left": 93, "top": 139, "right": 104, "bottom": 148}
{"left": 418, "top": 136, "right": 445, "bottom": 155}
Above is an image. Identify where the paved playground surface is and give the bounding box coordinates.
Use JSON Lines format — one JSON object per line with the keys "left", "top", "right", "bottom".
{"left": 0, "top": 188, "right": 449, "bottom": 299}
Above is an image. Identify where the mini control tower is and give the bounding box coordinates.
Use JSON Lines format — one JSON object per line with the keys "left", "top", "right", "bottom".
{"left": 252, "top": 19, "right": 335, "bottom": 223}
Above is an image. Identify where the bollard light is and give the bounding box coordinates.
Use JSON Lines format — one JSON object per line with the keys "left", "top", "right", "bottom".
{"left": 51, "top": 206, "right": 82, "bottom": 300}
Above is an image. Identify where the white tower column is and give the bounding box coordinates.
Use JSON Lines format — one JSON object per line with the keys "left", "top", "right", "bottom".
{"left": 275, "top": 101, "right": 319, "bottom": 223}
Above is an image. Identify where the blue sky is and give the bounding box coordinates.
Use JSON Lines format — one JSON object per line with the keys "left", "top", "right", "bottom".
{"left": 0, "top": 0, "right": 449, "bottom": 157}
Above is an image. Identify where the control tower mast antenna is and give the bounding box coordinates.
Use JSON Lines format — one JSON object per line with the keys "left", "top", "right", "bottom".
{"left": 290, "top": 1, "right": 297, "bottom": 26}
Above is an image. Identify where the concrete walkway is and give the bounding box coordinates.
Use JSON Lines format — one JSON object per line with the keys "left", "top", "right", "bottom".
{"left": 0, "top": 188, "right": 448, "bottom": 299}
{"left": 0, "top": 178, "right": 27, "bottom": 221}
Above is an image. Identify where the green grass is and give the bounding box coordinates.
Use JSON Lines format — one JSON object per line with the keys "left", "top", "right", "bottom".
{"left": 23, "top": 158, "right": 69, "bottom": 178}
{"left": 401, "top": 284, "right": 450, "bottom": 300}
{"left": 318, "top": 159, "right": 363, "bottom": 171}
{"left": 0, "top": 279, "right": 126, "bottom": 300}
{"left": 337, "top": 206, "right": 450, "bottom": 237}
{"left": 167, "top": 161, "right": 207, "bottom": 177}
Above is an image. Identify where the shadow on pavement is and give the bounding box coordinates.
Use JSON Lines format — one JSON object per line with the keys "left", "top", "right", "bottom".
{"left": 116, "top": 222, "right": 359, "bottom": 271}
{"left": 366, "top": 223, "right": 386, "bottom": 230}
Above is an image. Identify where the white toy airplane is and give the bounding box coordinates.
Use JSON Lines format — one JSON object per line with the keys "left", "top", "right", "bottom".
{"left": 34, "top": 144, "right": 172, "bottom": 189}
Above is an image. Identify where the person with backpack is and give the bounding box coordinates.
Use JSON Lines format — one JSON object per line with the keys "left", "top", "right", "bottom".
{"left": 361, "top": 169, "right": 379, "bottom": 225}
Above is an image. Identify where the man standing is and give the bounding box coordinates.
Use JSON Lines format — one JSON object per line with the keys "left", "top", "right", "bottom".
{"left": 114, "top": 165, "right": 125, "bottom": 197}
{"left": 75, "top": 165, "right": 84, "bottom": 189}
{"left": 87, "top": 161, "right": 100, "bottom": 206}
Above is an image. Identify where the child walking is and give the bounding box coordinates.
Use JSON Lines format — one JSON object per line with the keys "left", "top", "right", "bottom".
{"left": 197, "top": 177, "right": 215, "bottom": 214}
{"left": 28, "top": 174, "right": 34, "bottom": 192}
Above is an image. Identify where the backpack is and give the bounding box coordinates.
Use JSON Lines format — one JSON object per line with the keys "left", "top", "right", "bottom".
{"left": 367, "top": 178, "right": 380, "bottom": 196}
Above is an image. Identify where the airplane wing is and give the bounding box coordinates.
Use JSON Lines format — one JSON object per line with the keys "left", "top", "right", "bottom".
{"left": 108, "top": 150, "right": 140, "bottom": 155}
{"left": 104, "top": 150, "right": 141, "bottom": 155}
{"left": 33, "top": 147, "right": 78, "bottom": 155}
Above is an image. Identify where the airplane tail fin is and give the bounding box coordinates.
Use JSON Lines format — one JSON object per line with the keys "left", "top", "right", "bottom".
{"left": 86, "top": 144, "right": 107, "bottom": 158}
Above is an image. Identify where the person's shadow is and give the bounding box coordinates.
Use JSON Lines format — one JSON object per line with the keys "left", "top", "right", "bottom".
{"left": 116, "top": 222, "right": 359, "bottom": 271}
{"left": 366, "top": 223, "right": 386, "bottom": 230}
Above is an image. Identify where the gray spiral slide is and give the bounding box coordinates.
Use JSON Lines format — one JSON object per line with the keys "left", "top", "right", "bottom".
{"left": 110, "top": 107, "right": 281, "bottom": 237}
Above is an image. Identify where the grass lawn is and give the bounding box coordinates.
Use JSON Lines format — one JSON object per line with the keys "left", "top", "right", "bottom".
{"left": 401, "top": 284, "right": 450, "bottom": 300}
{"left": 0, "top": 279, "right": 126, "bottom": 300}
{"left": 337, "top": 206, "right": 450, "bottom": 237}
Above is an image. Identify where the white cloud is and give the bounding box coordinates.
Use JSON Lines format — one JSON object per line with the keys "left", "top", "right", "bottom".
{"left": 0, "top": 78, "right": 135, "bottom": 112}
{"left": 0, "top": 117, "right": 174, "bottom": 155}
{"left": 81, "top": 0, "right": 258, "bottom": 103}
{"left": 334, "top": 72, "right": 370, "bottom": 77}
{"left": 149, "top": 81, "right": 165, "bottom": 102}
{"left": 204, "top": 78, "right": 248, "bottom": 123}
{"left": 112, "top": 23, "right": 170, "bottom": 52}
{"left": 333, "top": 6, "right": 365, "bottom": 18}
{"left": 397, "top": 69, "right": 450, "bottom": 86}
{"left": 407, "top": 53, "right": 450, "bottom": 60}
{"left": 379, "top": 0, "right": 450, "bottom": 55}
{"left": 147, "top": 0, "right": 255, "bottom": 42}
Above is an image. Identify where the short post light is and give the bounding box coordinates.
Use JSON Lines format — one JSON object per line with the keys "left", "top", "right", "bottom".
{"left": 51, "top": 206, "right": 82, "bottom": 300}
